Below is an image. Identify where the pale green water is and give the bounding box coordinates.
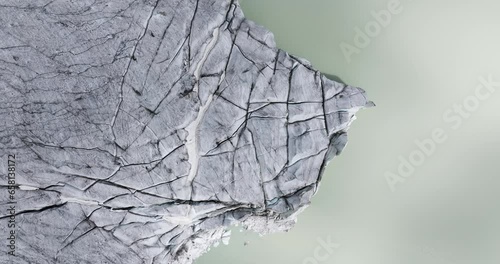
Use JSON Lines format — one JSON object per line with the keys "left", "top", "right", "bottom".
{"left": 198, "top": 1, "right": 500, "bottom": 263}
